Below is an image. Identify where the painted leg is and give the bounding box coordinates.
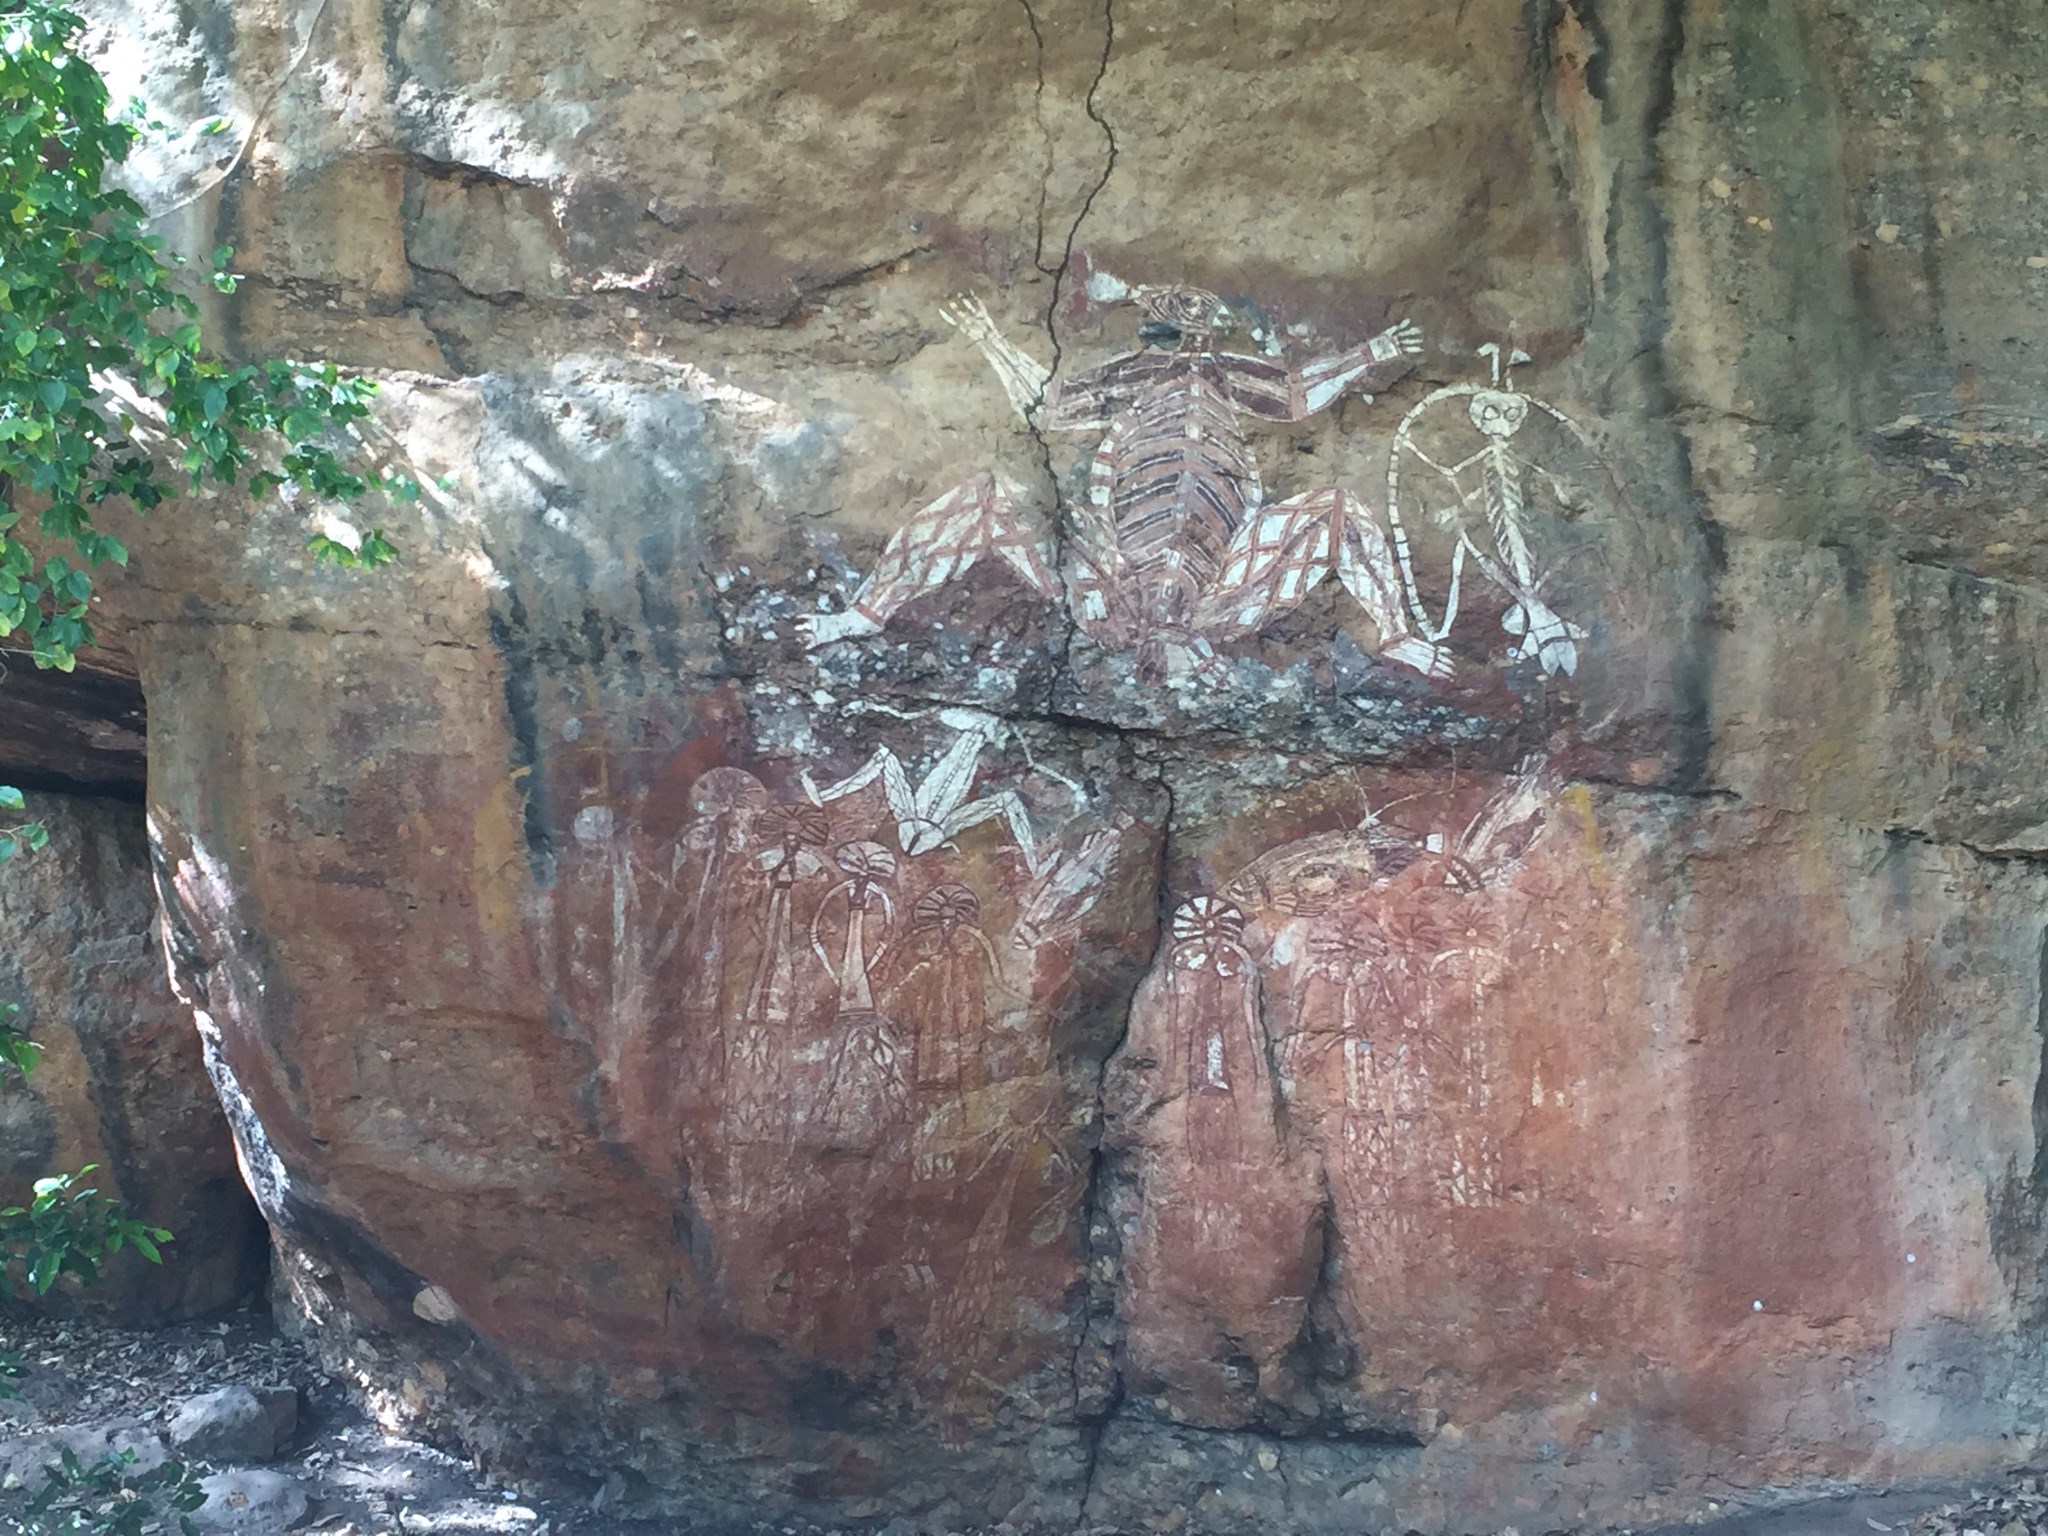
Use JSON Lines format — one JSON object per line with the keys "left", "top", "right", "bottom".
{"left": 1342, "top": 502, "right": 1454, "bottom": 681}
{"left": 804, "top": 747, "right": 951, "bottom": 859}
{"left": 800, "top": 472, "right": 1054, "bottom": 647}
{"left": 1188, "top": 487, "right": 1451, "bottom": 680}
{"left": 1457, "top": 534, "right": 1585, "bottom": 676}
{"left": 937, "top": 790, "right": 1045, "bottom": 875}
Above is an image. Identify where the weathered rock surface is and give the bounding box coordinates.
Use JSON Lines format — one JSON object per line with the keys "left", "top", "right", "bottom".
{"left": 71, "top": 0, "right": 2048, "bottom": 1530}
{"left": 0, "top": 1419, "right": 164, "bottom": 1487}
{"left": 0, "top": 644, "right": 146, "bottom": 799}
{"left": 0, "top": 795, "right": 267, "bottom": 1322}
{"left": 190, "top": 1469, "right": 309, "bottom": 1536}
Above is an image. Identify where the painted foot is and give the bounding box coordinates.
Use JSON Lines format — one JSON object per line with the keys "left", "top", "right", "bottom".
{"left": 798, "top": 608, "right": 882, "bottom": 648}
{"left": 1381, "top": 635, "right": 1454, "bottom": 681}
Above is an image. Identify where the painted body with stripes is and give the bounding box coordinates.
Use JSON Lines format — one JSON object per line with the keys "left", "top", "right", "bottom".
{"left": 800, "top": 287, "right": 1451, "bottom": 682}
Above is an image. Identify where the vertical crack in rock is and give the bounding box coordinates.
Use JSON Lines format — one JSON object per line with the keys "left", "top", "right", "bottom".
{"left": 1046, "top": 0, "right": 1120, "bottom": 344}
{"left": 1070, "top": 737, "right": 1165, "bottom": 1530}
{"left": 1027, "top": 0, "right": 1118, "bottom": 710}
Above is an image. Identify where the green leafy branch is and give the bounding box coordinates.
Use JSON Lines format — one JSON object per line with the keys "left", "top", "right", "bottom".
{"left": 1, "top": 1165, "right": 172, "bottom": 1294}
{"left": 0, "top": 1, "right": 412, "bottom": 672}
{"left": 0, "top": 781, "right": 48, "bottom": 864}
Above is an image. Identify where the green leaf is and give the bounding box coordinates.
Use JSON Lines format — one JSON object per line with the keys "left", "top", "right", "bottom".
{"left": 0, "top": 785, "right": 22, "bottom": 810}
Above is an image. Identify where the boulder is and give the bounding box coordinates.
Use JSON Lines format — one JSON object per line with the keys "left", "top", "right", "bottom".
{"left": 166, "top": 1386, "right": 284, "bottom": 1465}
{"left": 66, "top": 0, "right": 2048, "bottom": 1529}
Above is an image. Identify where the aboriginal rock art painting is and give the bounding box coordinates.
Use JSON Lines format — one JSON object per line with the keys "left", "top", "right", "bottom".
{"left": 801, "top": 286, "right": 1450, "bottom": 682}
{"left": 576, "top": 693, "right": 1150, "bottom": 1425}
{"left": 579, "top": 277, "right": 1643, "bottom": 1424}
{"left": 790, "top": 279, "right": 1645, "bottom": 1413}
{"left": 800, "top": 281, "right": 1624, "bottom": 689}
{"left": 1104, "top": 762, "right": 1581, "bottom": 1415}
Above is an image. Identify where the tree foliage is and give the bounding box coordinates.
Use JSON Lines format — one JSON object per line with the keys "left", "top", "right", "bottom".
{"left": 0, "top": 0, "right": 408, "bottom": 671}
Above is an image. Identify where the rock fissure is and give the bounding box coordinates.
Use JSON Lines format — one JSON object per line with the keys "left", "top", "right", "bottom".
{"left": 1029, "top": 0, "right": 1119, "bottom": 702}
{"left": 1884, "top": 824, "right": 2048, "bottom": 867}
{"left": 1066, "top": 736, "right": 1168, "bottom": 1530}
{"left": 137, "top": 615, "right": 480, "bottom": 649}
{"left": 1897, "top": 553, "right": 2048, "bottom": 603}
{"left": 394, "top": 150, "right": 546, "bottom": 193}
{"left": 405, "top": 256, "right": 529, "bottom": 308}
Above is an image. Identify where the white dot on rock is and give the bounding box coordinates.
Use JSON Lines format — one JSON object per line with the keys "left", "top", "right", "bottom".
{"left": 1907, "top": 1252, "right": 1917, "bottom": 1263}
{"left": 1751, "top": 1299, "right": 1764, "bottom": 1311}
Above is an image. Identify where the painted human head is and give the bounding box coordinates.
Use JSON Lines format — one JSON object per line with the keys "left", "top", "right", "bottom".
{"left": 1130, "top": 284, "right": 1235, "bottom": 349}
{"left": 1467, "top": 388, "right": 1531, "bottom": 439}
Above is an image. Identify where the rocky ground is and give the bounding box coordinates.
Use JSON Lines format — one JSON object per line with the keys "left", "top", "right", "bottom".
{"left": 0, "top": 1306, "right": 2044, "bottom": 1536}
{"left": 0, "top": 1307, "right": 592, "bottom": 1536}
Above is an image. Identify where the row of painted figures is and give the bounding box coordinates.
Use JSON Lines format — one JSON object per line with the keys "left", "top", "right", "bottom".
{"left": 646, "top": 757, "right": 1549, "bottom": 1213}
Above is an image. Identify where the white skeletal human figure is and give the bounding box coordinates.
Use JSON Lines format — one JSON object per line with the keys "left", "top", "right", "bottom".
{"left": 1386, "top": 344, "right": 1595, "bottom": 676}
{"left": 801, "top": 704, "right": 1077, "bottom": 875}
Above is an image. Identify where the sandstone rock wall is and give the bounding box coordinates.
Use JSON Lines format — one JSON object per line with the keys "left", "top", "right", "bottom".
{"left": 81, "top": 0, "right": 2048, "bottom": 1529}
{"left": 0, "top": 794, "right": 266, "bottom": 1322}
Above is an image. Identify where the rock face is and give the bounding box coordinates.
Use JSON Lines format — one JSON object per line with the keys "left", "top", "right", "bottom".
{"left": 80, "top": 0, "right": 2048, "bottom": 1529}
{"left": 0, "top": 794, "right": 267, "bottom": 1322}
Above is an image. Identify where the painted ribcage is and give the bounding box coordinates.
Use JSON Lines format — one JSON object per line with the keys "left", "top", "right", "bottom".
{"left": 1104, "top": 373, "right": 1260, "bottom": 597}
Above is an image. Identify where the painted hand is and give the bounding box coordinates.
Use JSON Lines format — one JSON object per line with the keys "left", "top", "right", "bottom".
{"left": 1383, "top": 318, "right": 1425, "bottom": 356}
{"left": 938, "top": 294, "right": 1002, "bottom": 345}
